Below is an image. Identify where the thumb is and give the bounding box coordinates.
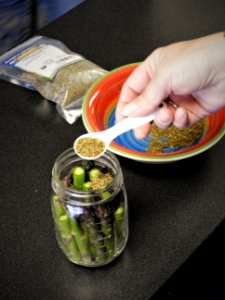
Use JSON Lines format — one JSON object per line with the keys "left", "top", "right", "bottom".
{"left": 120, "top": 73, "right": 170, "bottom": 117}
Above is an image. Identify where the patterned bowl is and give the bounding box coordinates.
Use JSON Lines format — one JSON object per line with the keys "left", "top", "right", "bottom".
{"left": 82, "top": 63, "right": 225, "bottom": 163}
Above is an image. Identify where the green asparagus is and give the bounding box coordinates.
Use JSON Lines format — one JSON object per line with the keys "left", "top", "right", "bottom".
{"left": 99, "top": 192, "right": 113, "bottom": 257}
{"left": 57, "top": 215, "right": 72, "bottom": 239}
{"left": 114, "top": 205, "right": 125, "bottom": 248}
{"left": 82, "top": 181, "right": 92, "bottom": 191}
{"left": 53, "top": 163, "right": 126, "bottom": 265}
{"left": 88, "top": 167, "right": 101, "bottom": 182}
{"left": 67, "top": 237, "right": 80, "bottom": 261}
{"left": 69, "top": 217, "right": 91, "bottom": 263}
{"left": 114, "top": 206, "right": 124, "bottom": 221}
{"left": 52, "top": 195, "right": 66, "bottom": 219}
{"left": 73, "top": 166, "right": 85, "bottom": 189}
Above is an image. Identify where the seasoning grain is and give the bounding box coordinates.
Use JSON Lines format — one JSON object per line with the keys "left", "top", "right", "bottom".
{"left": 76, "top": 137, "right": 105, "bottom": 158}
{"left": 22, "top": 60, "right": 105, "bottom": 107}
{"left": 90, "top": 172, "right": 113, "bottom": 190}
{"left": 147, "top": 119, "right": 205, "bottom": 153}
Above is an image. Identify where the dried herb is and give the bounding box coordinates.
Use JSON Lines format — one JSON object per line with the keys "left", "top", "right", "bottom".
{"left": 90, "top": 172, "right": 113, "bottom": 190}
{"left": 147, "top": 119, "right": 205, "bottom": 153}
{"left": 0, "top": 36, "right": 107, "bottom": 124}
{"left": 22, "top": 60, "right": 105, "bottom": 107}
{"left": 76, "top": 137, "right": 105, "bottom": 158}
{"left": 62, "top": 165, "right": 113, "bottom": 191}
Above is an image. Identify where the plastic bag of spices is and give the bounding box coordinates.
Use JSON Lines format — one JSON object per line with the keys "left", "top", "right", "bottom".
{"left": 0, "top": 36, "right": 107, "bottom": 124}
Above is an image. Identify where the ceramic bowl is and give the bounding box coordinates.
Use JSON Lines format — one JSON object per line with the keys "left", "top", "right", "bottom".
{"left": 82, "top": 63, "right": 225, "bottom": 163}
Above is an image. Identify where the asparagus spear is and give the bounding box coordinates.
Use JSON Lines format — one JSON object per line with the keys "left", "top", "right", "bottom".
{"left": 73, "top": 166, "right": 85, "bottom": 190}
{"left": 52, "top": 195, "right": 89, "bottom": 262}
{"left": 114, "top": 206, "right": 124, "bottom": 221}
{"left": 98, "top": 191, "right": 114, "bottom": 258}
{"left": 82, "top": 181, "right": 92, "bottom": 191}
{"left": 52, "top": 195, "right": 66, "bottom": 219}
{"left": 55, "top": 164, "right": 117, "bottom": 264}
{"left": 57, "top": 214, "right": 80, "bottom": 261}
{"left": 82, "top": 169, "right": 106, "bottom": 262}
{"left": 89, "top": 168, "right": 114, "bottom": 259}
{"left": 114, "top": 205, "right": 125, "bottom": 249}
{"left": 79, "top": 219, "right": 98, "bottom": 260}
{"left": 85, "top": 215, "right": 105, "bottom": 261}
{"left": 88, "top": 167, "right": 101, "bottom": 182}
{"left": 67, "top": 237, "right": 80, "bottom": 261}
{"left": 69, "top": 217, "right": 91, "bottom": 263}
{"left": 57, "top": 214, "right": 72, "bottom": 239}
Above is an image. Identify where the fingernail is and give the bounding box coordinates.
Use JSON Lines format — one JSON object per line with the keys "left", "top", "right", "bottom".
{"left": 158, "top": 113, "right": 170, "bottom": 123}
{"left": 176, "top": 108, "right": 185, "bottom": 119}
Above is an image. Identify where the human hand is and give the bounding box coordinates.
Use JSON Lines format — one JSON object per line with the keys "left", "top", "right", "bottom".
{"left": 116, "top": 32, "right": 225, "bottom": 139}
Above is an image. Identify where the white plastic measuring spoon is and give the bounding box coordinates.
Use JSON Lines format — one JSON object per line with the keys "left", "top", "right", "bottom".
{"left": 74, "top": 104, "right": 165, "bottom": 160}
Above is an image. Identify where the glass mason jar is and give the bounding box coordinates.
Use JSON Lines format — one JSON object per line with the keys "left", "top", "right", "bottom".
{"left": 51, "top": 148, "right": 128, "bottom": 267}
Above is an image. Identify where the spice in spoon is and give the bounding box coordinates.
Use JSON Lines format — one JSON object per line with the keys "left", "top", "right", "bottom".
{"left": 75, "top": 137, "right": 105, "bottom": 158}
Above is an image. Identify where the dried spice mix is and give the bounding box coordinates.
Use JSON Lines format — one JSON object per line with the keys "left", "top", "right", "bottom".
{"left": 75, "top": 137, "right": 105, "bottom": 158}
{"left": 0, "top": 36, "right": 107, "bottom": 124}
{"left": 147, "top": 119, "right": 205, "bottom": 153}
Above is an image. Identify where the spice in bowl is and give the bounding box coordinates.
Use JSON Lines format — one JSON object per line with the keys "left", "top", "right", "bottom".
{"left": 147, "top": 119, "right": 205, "bottom": 153}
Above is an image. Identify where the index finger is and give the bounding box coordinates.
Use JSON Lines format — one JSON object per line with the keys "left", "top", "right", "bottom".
{"left": 116, "top": 61, "right": 152, "bottom": 122}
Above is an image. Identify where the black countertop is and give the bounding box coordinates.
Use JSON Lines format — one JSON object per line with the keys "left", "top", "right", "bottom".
{"left": 1, "top": 1, "right": 225, "bottom": 299}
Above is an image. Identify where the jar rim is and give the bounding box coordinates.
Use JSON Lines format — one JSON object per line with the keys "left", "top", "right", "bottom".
{"left": 51, "top": 148, "right": 123, "bottom": 205}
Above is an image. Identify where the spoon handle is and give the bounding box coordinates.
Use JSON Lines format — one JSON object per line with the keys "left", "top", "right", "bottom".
{"left": 104, "top": 108, "right": 159, "bottom": 142}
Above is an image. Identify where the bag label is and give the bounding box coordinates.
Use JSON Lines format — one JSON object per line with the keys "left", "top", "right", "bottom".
{"left": 2, "top": 44, "right": 82, "bottom": 79}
